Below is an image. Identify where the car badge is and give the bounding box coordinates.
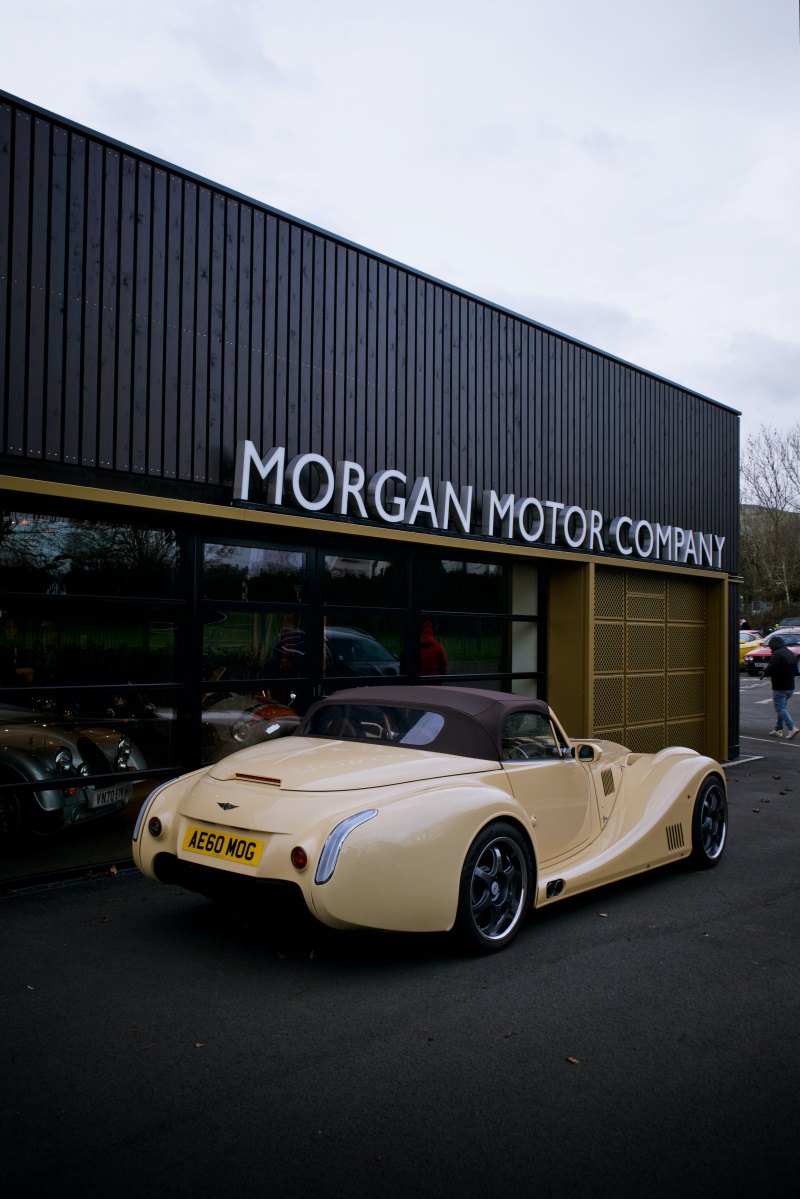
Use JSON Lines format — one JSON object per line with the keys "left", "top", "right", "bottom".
{"left": 217, "top": 802, "right": 239, "bottom": 810}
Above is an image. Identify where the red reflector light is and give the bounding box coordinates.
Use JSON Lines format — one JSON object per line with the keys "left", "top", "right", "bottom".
{"left": 65, "top": 787, "right": 77, "bottom": 797}
{"left": 291, "top": 846, "right": 307, "bottom": 870}
{"left": 148, "top": 817, "right": 162, "bottom": 837}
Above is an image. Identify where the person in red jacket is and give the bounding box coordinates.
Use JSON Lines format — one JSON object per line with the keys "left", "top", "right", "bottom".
{"left": 419, "top": 620, "right": 448, "bottom": 676}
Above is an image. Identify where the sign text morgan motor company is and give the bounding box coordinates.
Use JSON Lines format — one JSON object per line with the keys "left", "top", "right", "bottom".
{"left": 234, "top": 442, "right": 726, "bottom": 569}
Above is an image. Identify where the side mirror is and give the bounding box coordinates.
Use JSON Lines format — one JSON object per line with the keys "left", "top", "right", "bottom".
{"left": 576, "top": 743, "right": 600, "bottom": 763}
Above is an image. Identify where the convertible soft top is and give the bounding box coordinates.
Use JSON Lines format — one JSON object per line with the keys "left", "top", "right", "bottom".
{"left": 298, "top": 685, "right": 553, "bottom": 761}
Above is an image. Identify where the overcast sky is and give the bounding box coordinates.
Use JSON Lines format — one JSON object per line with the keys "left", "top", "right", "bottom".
{"left": 3, "top": 0, "right": 798, "bottom": 443}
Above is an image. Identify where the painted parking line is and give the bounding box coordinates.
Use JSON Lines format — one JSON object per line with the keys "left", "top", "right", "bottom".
{"left": 741, "top": 735, "right": 800, "bottom": 747}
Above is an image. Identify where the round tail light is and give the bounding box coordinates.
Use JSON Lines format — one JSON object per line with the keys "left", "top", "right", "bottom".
{"left": 290, "top": 846, "right": 307, "bottom": 870}
{"left": 148, "top": 816, "right": 163, "bottom": 838}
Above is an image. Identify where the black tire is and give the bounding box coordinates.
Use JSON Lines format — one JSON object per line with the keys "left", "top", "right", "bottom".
{"left": 688, "top": 776, "right": 728, "bottom": 868}
{"left": 454, "top": 821, "right": 534, "bottom": 953}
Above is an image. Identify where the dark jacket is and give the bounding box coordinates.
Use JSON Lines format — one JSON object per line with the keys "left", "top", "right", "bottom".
{"left": 764, "top": 638, "right": 798, "bottom": 690}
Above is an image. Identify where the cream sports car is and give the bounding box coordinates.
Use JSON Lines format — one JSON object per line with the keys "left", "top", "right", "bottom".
{"left": 132, "top": 686, "right": 728, "bottom": 952}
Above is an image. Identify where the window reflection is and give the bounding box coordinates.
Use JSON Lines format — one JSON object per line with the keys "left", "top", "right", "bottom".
{"left": 323, "top": 618, "right": 402, "bottom": 678}
{"left": 203, "top": 543, "right": 306, "bottom": 602}
{"left": 197, "top": 688, "right": 300, "bottom": 763}
{"left": 324, "top": 556, "right": 405, "bottom": 607}
{"left": 0, "top": 512, "right": 179, "bottom": 597}
{"left": 0, "top": 603, "right": 178, "bottom": 686}
{"left": 419, "top": 559, "right": 505, "bottom": 613}
{"left": 417, "top": 616, "right": 501, "bottom": 676}
{"left": 203, "top": 611, "right": 306, "bottom": 681}
{"left": 0, "top": 690, "right": 180, "bottom": 871}
{"left": 0, "top": 770, "right": 175, "bottom": 882}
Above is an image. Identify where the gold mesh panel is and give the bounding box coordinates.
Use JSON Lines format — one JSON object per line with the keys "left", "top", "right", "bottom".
{"left": 626, "top": 571, "right": 664, "bottom": 596}
{"left": 627, "top": 624, "right": 665, "bottom": 672}
{"left": 627, "top": 594, "right": 665, "bottom": 621}
{"left": 594, "top": 567, "right": 625, "bottom": 619}
{"left": 594, "top": 728, "right": 625, "bottom": 744}
{"left": 668, "top": 577, "right": 706, "bottom": 622}
{"left": 594, "top": 676, "right": 624, "bottom": 728}
{"left": 666, "top": 720, "right": 706, "bottom": 752}
{"left": 590, "top": 564, "right": 711, "bottom": 756}
{"left": 594, "top": 623, "right": 624, "bottom": 673}
{"left": 667, "top": 625, "right": 706, "bottom": 670}
{"left": 626, "top": 724, "right": 666, "bottom": 753}
{"left": 627, "top": 675, "right": 665, "bottom": 723}
{"left": 667, "top": 673, "right": 705, "bottom": 719}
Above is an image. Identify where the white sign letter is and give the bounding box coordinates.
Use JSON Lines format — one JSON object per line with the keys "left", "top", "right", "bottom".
{"left": 406, "top": 477, "right": 439, "bottom": 528}
{"left": 514, "top": 497, "right": 544, "bottom": 543}
{"left": 334, "top": 461, "right": 368, "bottom": 518}
{"left": 714, "top": 535, "right": 726, "bottom": 570}
{"left": 481, "top": 491, "right": 515, "bottom": 538}
{"left": 436, "top": 481, "right": 473, "bottom": 534}
{"left": 608, "top": 516, "right": 633, "bottom": 556}
{"left": 367, "top": 470, "right": 407, "bottom": 523}
{"left": 234, "top": 442, "right": 285, "bottom": 504}
{"left": 285, "top": 453, "right": 335, "bottom": 511}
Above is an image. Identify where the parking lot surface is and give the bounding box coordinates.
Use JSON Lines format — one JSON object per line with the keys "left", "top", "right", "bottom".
{"left": 2, "top": 679, "right": 798, "bottom": 1198}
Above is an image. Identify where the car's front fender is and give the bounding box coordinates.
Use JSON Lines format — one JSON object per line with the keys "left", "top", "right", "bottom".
{"left": 309, "top": 782, "right": 535, "bottom": 933}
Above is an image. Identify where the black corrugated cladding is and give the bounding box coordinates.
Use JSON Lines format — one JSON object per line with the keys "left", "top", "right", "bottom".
{"left": 0, "top": 91, "right": 739, "bottom": 572}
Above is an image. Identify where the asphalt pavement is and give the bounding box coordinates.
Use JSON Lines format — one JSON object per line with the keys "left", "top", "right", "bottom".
{"left": 2, "top": 679, "right": 799, "bottom": 1199}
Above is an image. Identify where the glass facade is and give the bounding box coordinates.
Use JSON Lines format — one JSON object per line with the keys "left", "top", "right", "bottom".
{"left": 0, "top": 504, "right": 541, "bottom": 881}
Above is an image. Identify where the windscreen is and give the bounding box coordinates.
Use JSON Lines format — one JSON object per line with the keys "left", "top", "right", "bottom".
{"left": 303, "top": 704, "right": 445, "bottom": 746}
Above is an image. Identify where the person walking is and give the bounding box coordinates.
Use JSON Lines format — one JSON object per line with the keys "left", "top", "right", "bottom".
{"left": 764, "top": 635, "right": 799, "bottom": 739}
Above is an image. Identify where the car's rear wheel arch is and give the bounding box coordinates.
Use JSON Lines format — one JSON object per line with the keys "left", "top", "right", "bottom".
{"left": 471, "top": 813, "right": 537, "bottom": 879}
{"left": 454, "top": 815, "right": 536, "bottom": 953}
{"left": 688, "top": 772, "right": 728, "bottom": 868}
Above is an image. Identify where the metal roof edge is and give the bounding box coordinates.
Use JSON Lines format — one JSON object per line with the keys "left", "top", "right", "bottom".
{"left": 1, "top": 87, "right": 740, "bottom": 418}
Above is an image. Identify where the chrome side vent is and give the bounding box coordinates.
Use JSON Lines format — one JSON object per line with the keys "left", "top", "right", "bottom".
{"left": 601, "top": 768, "right": 615, "bottom": 796}
{"left": 666, "top": 823, "right": 685, "bottom": 852}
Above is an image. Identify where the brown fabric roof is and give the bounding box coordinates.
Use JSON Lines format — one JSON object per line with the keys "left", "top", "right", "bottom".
{"left": 297, "top": 685, "right": 552, "bottom": 761}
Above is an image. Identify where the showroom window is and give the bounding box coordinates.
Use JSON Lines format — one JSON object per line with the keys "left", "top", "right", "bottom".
{"left": 1, "top": 508, "right": 542, "bottom": 881}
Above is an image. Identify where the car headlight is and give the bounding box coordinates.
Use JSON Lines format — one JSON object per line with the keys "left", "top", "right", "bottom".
{"left": 315, "top": 810, "right": 379, "bottom": 884}
{"left": 54, "top": 748, "right": 74, "bottom": 775}
{"left": 133, "top": 780, "right": 173, "bottom": 842}
{"left": 116, "top": 736, "right": 132, "bottom": 768}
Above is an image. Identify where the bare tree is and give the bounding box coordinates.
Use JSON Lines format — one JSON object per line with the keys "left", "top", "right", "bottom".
{"left": 740, "top": 424, "right": 800, "bottom": 620}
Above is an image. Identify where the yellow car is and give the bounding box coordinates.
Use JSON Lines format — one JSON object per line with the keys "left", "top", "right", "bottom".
{"left": 133, "top": 686, "right": 727, "bottom": 954}
{"left": 739, "top": 630, "right": 764, "bottom": 667}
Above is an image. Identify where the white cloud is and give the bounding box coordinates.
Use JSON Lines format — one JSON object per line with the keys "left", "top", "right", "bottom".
{"left": 1, "top": 0, "right": 798, "bottom": 438}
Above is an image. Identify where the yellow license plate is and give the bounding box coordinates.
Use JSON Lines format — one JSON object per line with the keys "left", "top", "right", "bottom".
{"left": 182, "top": 826, "right": 264, "bottom": 867}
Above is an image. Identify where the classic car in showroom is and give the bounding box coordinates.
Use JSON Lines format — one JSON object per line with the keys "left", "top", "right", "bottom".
{"left": 133, "top": 685, "right": 728, "bottom": 952}
{"left": 742, "top": 631, "right": 800, "bottom": 676}
{"left": 0, "top": 702, "right": 146, "bottom": 840}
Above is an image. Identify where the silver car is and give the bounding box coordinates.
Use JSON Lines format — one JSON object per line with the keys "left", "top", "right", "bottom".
{"left": 0, "top": 703, "right": 145, "bottom": 840}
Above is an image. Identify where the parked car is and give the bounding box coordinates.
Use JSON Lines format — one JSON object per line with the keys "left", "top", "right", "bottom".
{"left": 265, "top": 625, "right": 400, "bottom": 680}
{"left": 134, "top": 685, "right": 727, "bottom": 954}
{"left": 739, "top": 630, "right": 764, "bottom": 667}
{"left": 0, "top": 703, "right": 146, "bottom": 840}
{"left": 195, "top": 693, "right": 300, "bottom": 762}
{"left": 742, "top": 631, "right": 800, "bottom": 676}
